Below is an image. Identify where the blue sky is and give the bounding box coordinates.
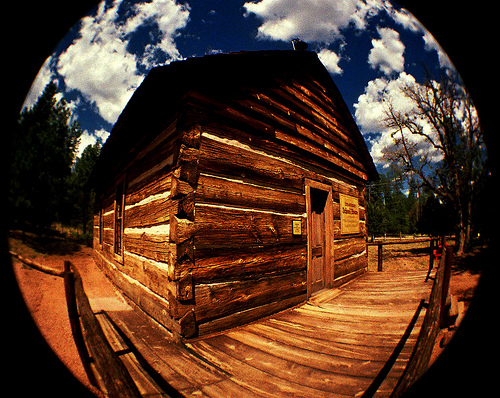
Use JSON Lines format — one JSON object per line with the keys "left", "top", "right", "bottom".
{"left": 23, "top": 0, "right": 454, "bottom": 167}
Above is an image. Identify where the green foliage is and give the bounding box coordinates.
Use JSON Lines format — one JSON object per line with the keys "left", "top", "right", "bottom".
{"left": 69, "top": 143, "right": 101, "bottom": 235}
{"left": 8, "top": 82, "right": 100, "bottom": 237}
{"left": 367, "top": 167, "right": 421, "bottom": 237}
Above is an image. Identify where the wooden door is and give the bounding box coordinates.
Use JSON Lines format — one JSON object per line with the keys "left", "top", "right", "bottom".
{"left": 305, "top": 180, "right": 333, "bottom": 297}
{"left": 309, "top": 188, "right": 327, "bottom": 293}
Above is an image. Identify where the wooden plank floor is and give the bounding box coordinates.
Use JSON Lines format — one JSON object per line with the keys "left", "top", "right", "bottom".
{"left": 103, "top": 270, "right": 434, "bottom": 398}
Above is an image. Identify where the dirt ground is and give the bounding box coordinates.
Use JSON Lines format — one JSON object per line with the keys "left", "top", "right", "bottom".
{"left": 367, "top": 239, "right": 481, "bottom": 307}
{"left": 367, "top": 240, "right": 435, "bottom": 272}
{"left": 8, "top": 232, "right": 114, "bottom": 397}
{"left": 8, "top": 232, "right": 482, "bottom": 396}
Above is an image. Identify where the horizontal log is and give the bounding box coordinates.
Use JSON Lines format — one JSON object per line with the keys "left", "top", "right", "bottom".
{"left": 10, "top": 251, "right": 64, "bottom": 277}
{"left": 124, "top": 133, "right": 178, "bottom": 186}
{"left": 170, "top": 176, "right": 194, "bottom": 199}
{"left": 199, "top": 131, "right": 304, "bottom": 190}
{"left": 233, "top": 94, "right": 367, "bottom": 179}
{"left": 247, "top": 89, "right": 355, "bottom": 158}
{"left": 194, "top": 270, "right": 307, "bottom": 324}
{"left": 196, "top": 173, "right": 305, "bottom": 215}
{"left": 93, "top": 251, "right": 180, "bottom": 336}
{"left": 170, "top": 215, "right": 195, "bottom": 244}
{"left": 334, "top": 237, "right": 367, "bottom": 261}
{"left": 291, "top": 79, "right": 361, "bottom": 148}
{"left": 193, "top": 203, "right": 306, "bottom": 248}
{"left": 123, "top": 230, "right": 170, "bottom": 263}
{"left": 102, "top": 207, "right": 114, "bottom": 228}
{"left": 279, "top": 82, "right": 352, "bottom": 145}
{"left": 173, "top": 160, "right": 199, "bottom": 187}
{"left": 274, "top": 76, "right": 372, "bottom": 173}
{"left": 179, "top": 124, "right": 202, "bottom": 149}
{"left": 126, "top": 171, "right": 171, "bottom": 207}
{"left": 122, "top": 251, "right": 172, "bottom": 300}
{"left": 132, "top": 118, "right": 177, "bottom": 164}
{"left": 97, "top": 242, "right": 174, "bottom": 303}
{"left": 197, "top": 294, "right": 307, "bottom": 337}
{"left": 193, "top": 243, "right": 307, "bottom": 283}
{"left": 335, "top": 253, "right": 368, "bottom": 279}
{"left": 124, "top": 195, "right": 178, "bottom": 228}
{"left": 366, "top": 237, "right": 435, "bottom": 246}
{"left": 187, "top": 93, "right": 368, "bottom": 187}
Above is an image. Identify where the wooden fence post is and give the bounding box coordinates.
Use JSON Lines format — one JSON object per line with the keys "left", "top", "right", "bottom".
{"left": 377, "top": 244, "right": 383, "bottom": 272}
{"left": 63, "top": 261, "right": 98, "bottom": 387}
{"left": 440, "top": 246, "right": 454, "bottom": 327}
{"left": 425, "top": 239, "right": 435, "bottom": 282}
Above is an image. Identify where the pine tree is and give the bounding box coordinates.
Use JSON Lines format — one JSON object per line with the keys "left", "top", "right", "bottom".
{"left": 8, "top": 82, "right": 82, "bottom": 232}
{"left": 69, "top": 143, "right": 101, "bottom": 236}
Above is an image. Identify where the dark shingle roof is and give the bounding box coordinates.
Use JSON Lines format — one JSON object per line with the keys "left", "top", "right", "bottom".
{"left": 91, "top": 50, "right": 377, "bottom": 186}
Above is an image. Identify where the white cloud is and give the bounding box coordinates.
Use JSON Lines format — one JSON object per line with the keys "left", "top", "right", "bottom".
{"left": 56, "top": 0, "right": 190, "bottom": 124}
{"left": 243, "top": 0, "right": 384, "bottom": 43}
{"left": 350, "top": 0, "right": 387, "bottom": 30}
{"left": 318, "top": 49, "right": 342, "bottom": 75}
{"left": 95, "top": 128, "right": 111, "bottom": 143}
{"left": 388, "top": 6, "right": 423, "bottom": 32}
{"left": 354, "top": 73, "right": 413, "bottom": 161}
{"left": 76, "top": 131, "right": 97, "bottom": 158}
{"left": 75, "top": 128, "right": 110, "bottom": 158}
{"left": 387, "top": 5, "right": 454, "bottom": 71}
{"left": 354, "top": 72, "right": 443, "bottom": 165}
{"left": 22, "top": 56, "right": 56, "bottom": 111}
{"left": 422, "top": 31, "right": 454, "bottom": 70}
{"left": 368, "top": 27, "right": 405, "bottom": 76}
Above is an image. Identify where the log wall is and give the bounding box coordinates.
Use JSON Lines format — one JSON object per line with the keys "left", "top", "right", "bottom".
{"left": 187, "top": 127, "right": 367, "bottom": 335}
{"left": 93, "top": 57, "right": 372, "bottom": 339}
{"left": 93, "top": 121, "right": 200, "bottom": 338}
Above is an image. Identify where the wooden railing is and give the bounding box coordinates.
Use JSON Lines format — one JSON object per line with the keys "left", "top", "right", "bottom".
{"left": 9, "top": 251, "right": 65, "bottom": 277}
{"left": 10, "top": 252, "right": 141, "bottom": 398}
{"left": 361, "top": 299, "right": 426, "bottom": 398}
{"left": 12, "top": 239, "right": 454, "bottom": 398}
{"left": 367, "top": 237, "right": 441, "bottom": 273}
{"left": 63, "top": 260, "right": 142, "bottom": 398}
{"left": 390, "top": 244, "right": 454, "bottom": 397}
{"left": 361, "top": 238, "right": 454, "bottom": 398}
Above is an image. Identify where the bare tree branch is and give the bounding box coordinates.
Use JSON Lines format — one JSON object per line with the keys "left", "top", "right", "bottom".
{"left": 381, "top": 71, "right": 485, "bottom": 253}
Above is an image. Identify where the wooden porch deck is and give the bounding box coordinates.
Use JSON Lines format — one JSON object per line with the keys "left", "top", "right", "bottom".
{"left": 98, "top": 269, "right": 434, "bottom": 397}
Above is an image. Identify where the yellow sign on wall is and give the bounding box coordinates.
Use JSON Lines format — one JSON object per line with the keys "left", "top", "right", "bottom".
{"left": 339, "top": 193, "right": 359, "bottom": 234}
{"left": 292, "top": 220, "right": 302, "bottom": 235}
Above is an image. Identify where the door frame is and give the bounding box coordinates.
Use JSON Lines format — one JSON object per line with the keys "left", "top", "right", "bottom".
{"left": 305, "top": 179, "right": 334, "bottom": 297}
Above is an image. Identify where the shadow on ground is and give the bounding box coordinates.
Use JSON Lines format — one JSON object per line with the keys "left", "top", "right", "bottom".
{"left": 453, "top": 246, "right": 487, "bottom": 275}
{"left": 9, "top": 230, "right": 83, "bottom": 256}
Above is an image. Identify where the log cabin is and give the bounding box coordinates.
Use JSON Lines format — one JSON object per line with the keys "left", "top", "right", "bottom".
{"left": 91, "top": 50, "right": 378, "bottom": 339}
